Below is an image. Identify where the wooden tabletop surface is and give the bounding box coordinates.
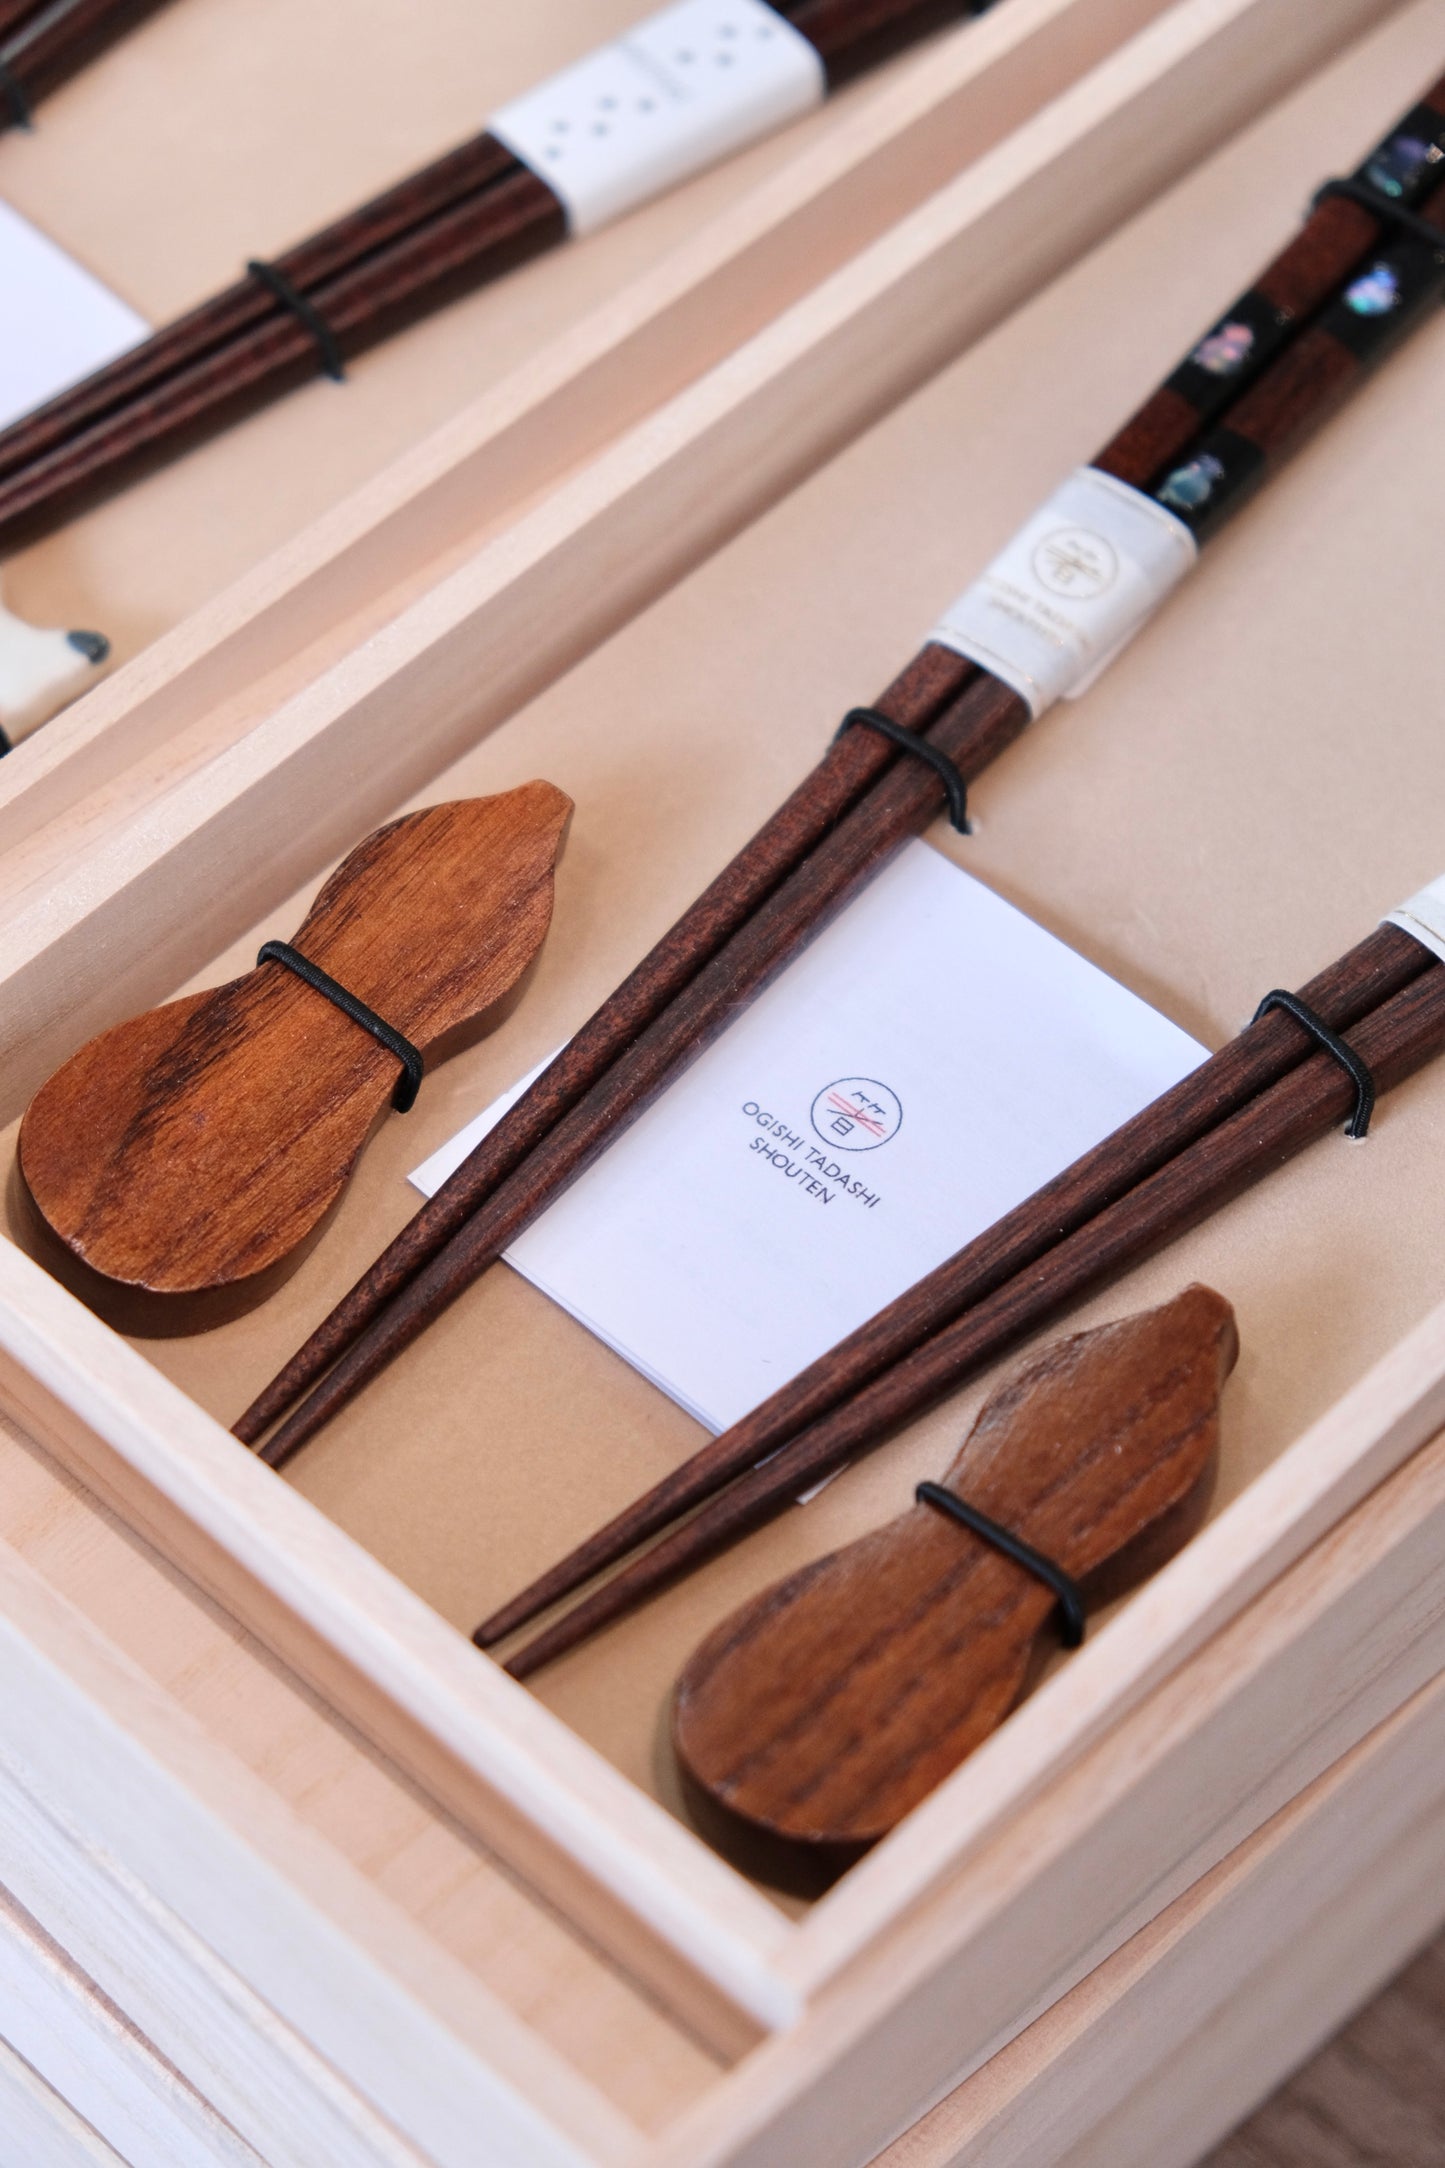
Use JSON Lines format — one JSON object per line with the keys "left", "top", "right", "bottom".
{"left": 1208, "top": 1935, "right": 1445, "bottom": 2166}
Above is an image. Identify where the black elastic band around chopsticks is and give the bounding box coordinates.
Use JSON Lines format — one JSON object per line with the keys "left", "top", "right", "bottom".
{"left": 837, "top": 708, "right": 971, "bottom": 832}
{"left": 1313, "top": 177, "right": 1445, "bottom": 268}
{"left": 0, "top": 56, "right": 33, "bottom": 130}
{"left": 1252, "top": 989, "right": 1376, "bottom": 1138}
{"left": 246, "top": 260, "right": 346, "bottom": 381}
{"left": 257, "top": 941, "right": 423, "bottom": 1110}
{"left": 916, "top": 1481, "right": 1086, "bottom": 1647}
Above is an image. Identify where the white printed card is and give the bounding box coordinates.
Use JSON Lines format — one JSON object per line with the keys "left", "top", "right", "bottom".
{"left": 413, "top": 843, "right": 1206, "bottom": 1433}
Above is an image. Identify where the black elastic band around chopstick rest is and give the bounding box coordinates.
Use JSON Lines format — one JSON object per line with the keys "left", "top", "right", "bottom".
{"left": 837, "top": 708, "right": 971, "bottom": 833}
{"left": 1252, "top": 989, "right": 1376, "bottom": 1138}
{"left": 246, "top": 260, "right": 346, "bottom": 381}
{"left": 0, "top": 55, "right": 32, "bottom": 129}
{"left": 916, "top": 1481, "right": 1086, "bottom": 1647}
{"left": 1312, "top": 178, "right": 1445, "bottom": 269}
{"left": 257, "top": 941, "right": 423, "bottom": 1110}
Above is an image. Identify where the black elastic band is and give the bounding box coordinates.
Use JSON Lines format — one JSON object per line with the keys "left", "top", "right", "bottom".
{"left": 916, "top": 1481, "right": 1086, "bottom": 1648}
{"left": 1252, "top": 989, "right": 1375, "bottom": 1138}
{"left": 1313, "top": 177, "right": 1445, "bottom": 265}
{"left": 0, "top": 56, "right": 33, "bottom": 130}
{"left": 836, "top": 708, "right": 971, "bottom": 833}
{"left": 246, "top": 260, "right": 346, "bottom": 381}
{"left": 257, "top": 940, "right": 423, "bottom": 1110}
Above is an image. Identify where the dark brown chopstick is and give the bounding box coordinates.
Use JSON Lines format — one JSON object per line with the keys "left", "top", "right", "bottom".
{"left": 0, "top": 136, "right": 528, "bottom": 489}
{"left": 252, "top": 670, "right": 1030, "bottom": 1467}
{"left": 235, "top": 68, "right": 1445, "bottom": 1458}
{"left": 0, "top": 0, "right": 171, "bottom": 128}
{"left": 232, "top": 646, "right": 976, "bottom": 1441}
{"left": 0, "top": 3, "right": 994, "bottom": 528}
{"left": 0, "top": 164, "right": 565, "bottom": 542}
{"left": 0, "top": 0, "right": 44, "bottom": 39}
{"left": 475, "top": 923, "right": 1430, "bottom": 1646}
{"left": 777, "top": 0, "right": 998, "bottom": 85}
{"left": 501, "top": 952, "right": 1445, "bottom": 1676}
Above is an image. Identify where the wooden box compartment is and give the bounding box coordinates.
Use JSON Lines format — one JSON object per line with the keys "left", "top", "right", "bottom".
{"left": 3, "top": 0, "right": 1445, "bottom": 2161}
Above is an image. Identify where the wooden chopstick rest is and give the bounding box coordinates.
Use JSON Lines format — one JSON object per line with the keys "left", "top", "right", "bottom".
{"left": 14, "top": 785, "right": 571, "bottom": 1332}
{"left": 672, "top": 1284, "right": 1237, "bottom": 1887}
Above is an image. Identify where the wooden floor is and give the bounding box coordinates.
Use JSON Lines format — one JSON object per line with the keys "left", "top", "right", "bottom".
{"left": 1206, "top": 1938, "right": 1445, "bottom": 2167}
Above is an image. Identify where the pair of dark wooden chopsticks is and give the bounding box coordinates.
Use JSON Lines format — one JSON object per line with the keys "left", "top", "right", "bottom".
{"left": 231, "top": 64, "right": 1445, "bottom": 1476}
{"left": 0, "top": 1, "right": 989, "bottom": 550}
{"left": 0, "top": 0, "right": 166, "bottom": 134}
{"left": 489, "top": 925, "right": 1445, "bottom": 1674}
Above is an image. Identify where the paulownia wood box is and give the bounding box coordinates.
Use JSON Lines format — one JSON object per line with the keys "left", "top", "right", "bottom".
{"left": 4, "top": 0, "right": 1445, "bottom": 2161}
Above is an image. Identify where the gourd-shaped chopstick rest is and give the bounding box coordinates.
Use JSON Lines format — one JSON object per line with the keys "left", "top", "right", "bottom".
{"left": 16, "top": 785, "right": 571, "bottom": 1331}
{"left": 672, "top": 1284, "right": 1236, "bottom": 1886}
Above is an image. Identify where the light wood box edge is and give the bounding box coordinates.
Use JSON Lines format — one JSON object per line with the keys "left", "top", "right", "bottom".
{"left": 6, "top": 1393, "right": 1445, "bottom": 2166}
{"left": 14, "top": 1664, "right": 1445, "bottom": 2168}
{"left": 0, "top": 0, "right": 1435, "bottom": 2159}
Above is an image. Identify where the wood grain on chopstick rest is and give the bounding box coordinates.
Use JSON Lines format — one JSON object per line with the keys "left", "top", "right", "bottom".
{"left": 502, "top": 959, "right": 1445, "bottom": 1676}
{"left": 673, "top": 1284, "right": 1235, "bottom": 1883}
{"left": 16, "top": 786, "right": 571, "bottom": 1331}
{"left": 475, "top": 924, "right": 1428, "bottom": 1646}
{"left": 233, "top": 65, "right": 1445, "bottom": 1457}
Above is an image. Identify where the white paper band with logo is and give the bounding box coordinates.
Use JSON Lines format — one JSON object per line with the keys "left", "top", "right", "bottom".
{"left": 926, "top": 467, "right": 1199, "bottom": 721}
{"left": 489, "top": 0, "right": 826, "bottom": 237}
{"left": 1387, "top": 874, "right": 1445, "bottom": 965}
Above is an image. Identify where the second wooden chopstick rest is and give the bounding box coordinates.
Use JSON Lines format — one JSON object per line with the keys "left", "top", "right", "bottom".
{"left": 14, "top": 784, "right": 571, "bottom": 1331}
{"left": 672, "top": 1284, "right": 1237, "bottom": 1885}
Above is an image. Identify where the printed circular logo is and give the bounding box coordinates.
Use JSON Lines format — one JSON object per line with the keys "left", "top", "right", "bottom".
{"left": 1030, "top": 525, "right": 1119, "bottom": 600}
{"left": 810, "top": 1078, "right": 903, "bottom": 1152}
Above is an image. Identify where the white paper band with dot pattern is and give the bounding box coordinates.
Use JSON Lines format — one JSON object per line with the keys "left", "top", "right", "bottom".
{"left": 927, "top": 467, "right": 1200, "bottom": 721}
{"left": 490, "top": 0, "right": 825, "bottom": 237}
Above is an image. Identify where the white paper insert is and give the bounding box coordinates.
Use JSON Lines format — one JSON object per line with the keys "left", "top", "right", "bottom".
{"left": 489, "top": 0, "right": 824, "bottom": 235}
{"left": 0, "top": 198, "right": 148, "bottom": 431}
{"left": 413, "top": 845, "right": 1205, "bottom": 1434}
{"left": 929, "top": 467, "right": 1198, "bottom": 718}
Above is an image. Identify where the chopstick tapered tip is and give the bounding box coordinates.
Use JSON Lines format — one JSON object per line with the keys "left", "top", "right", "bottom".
{"left": 474, "top": 1596, "right": 538, "bottom": 1647}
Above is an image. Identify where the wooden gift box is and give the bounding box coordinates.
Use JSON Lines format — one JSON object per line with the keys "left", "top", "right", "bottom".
{"left": 3, "top": 0, "right": 1445, "bottom": 2160}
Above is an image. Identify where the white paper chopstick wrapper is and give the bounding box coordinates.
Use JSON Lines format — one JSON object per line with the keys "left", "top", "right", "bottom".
{"left": 490, "top": 0, "right": 824, "bottom": 235}
{"left": 1388, "top": 875, "right": 1445, "bottom": 965}
{"left": 928, "top": 467, "right": 1199, "bottom": 718}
